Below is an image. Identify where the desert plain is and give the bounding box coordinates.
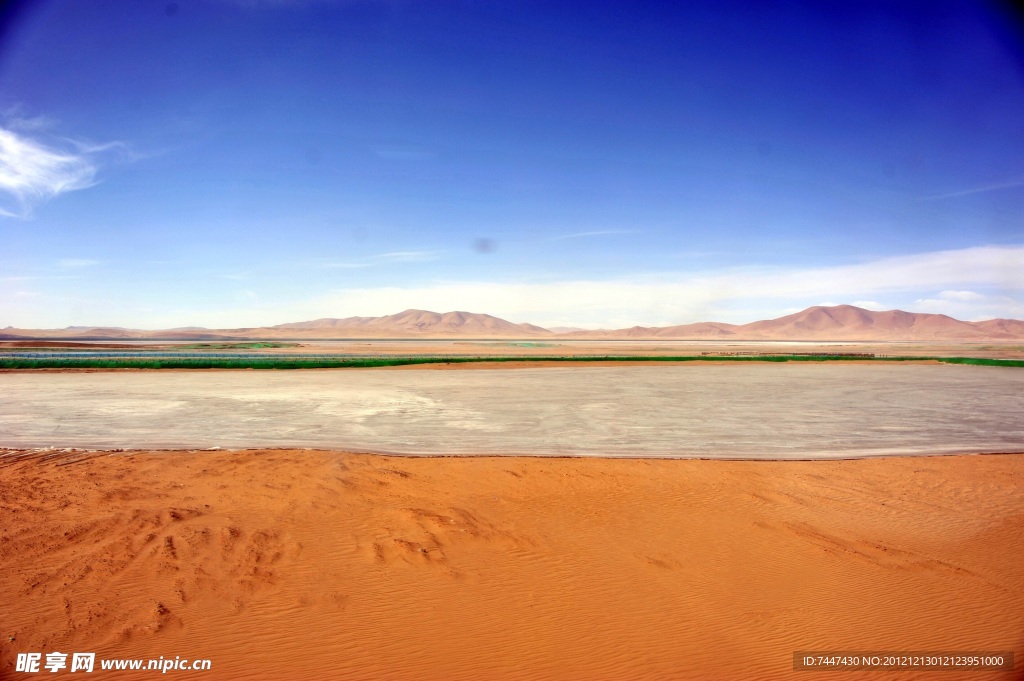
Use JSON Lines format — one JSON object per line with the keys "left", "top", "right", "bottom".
{"left": 1, "top": 352, "right": 1022, "bottom": 680}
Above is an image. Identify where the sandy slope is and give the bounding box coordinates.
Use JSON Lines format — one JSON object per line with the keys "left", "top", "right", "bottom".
{"left": 1, "top": 451, "right": 1021, "bottom": 680}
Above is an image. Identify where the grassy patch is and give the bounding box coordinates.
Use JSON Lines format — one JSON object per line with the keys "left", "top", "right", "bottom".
{"left": 936, "top": 357, "right": 1024, "bottom": 368}
{"left": 3, "top": 354, "right": 1023, "bottom": 370}
{"left": 0, "top": 357, "right": 435, "bottom": 370}
{"left": 0, "top": 354, "right": 988, "bottom": 369}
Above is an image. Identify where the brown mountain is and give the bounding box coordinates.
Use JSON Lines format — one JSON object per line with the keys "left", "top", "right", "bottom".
{"left": 2, "top": 305, "right": 1022, "bottom": 341}
{"left": 733, "top": 305, "right": 1008, "bottom": 340}
{"left": 545, "top": 305, "right": 1024, "bottom": 341}
{"left": 974, "top": 318, "right": 1024, "bottom": 337}
{"left": 0, "top": 310, "right": 552, "bottom": 340}
{"left": 575, "top": 305, "right": 1022, "bottom": 340}
{"left": 271, "top": 309, "right": 552, "bottom": 337}
{"left": 558, "top": 322, "right": 740, "bottom": 339}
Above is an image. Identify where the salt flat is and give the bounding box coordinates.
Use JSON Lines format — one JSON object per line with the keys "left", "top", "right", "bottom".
{"left": 2, "top": 364, "right": 1022, "bottom": 457}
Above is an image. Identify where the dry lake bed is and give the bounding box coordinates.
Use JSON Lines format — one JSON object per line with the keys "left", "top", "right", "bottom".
{"left": 2, "top": 363, "right": 1022, "bottom": 457}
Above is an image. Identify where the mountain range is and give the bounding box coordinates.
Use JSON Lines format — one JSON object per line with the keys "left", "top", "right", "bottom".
{"left": 3, "top": 305, "right": 1024, "bottom": 341}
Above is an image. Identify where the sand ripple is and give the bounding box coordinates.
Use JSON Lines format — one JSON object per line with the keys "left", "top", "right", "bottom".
{"left": 1, "top": 450, "right": 1022, "bottom": 679}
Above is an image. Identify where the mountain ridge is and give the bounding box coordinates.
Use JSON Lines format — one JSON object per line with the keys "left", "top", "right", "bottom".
{"left": 3, "top": 305, "right": 1023, "bottom": 341}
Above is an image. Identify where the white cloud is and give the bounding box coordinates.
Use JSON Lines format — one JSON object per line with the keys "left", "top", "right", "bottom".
{"left": 936, "top": 290, "right": 983, "bottom": 301}
{"left": 913, "top": 290, "right": 1024, "bottom": 321}
{"left": 0, "top": 126, "right": 118, "bottom": 218}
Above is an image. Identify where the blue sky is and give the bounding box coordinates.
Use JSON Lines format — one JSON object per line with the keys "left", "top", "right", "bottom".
{"left": 1, "top": 0, "right": 1022, "bottom": 329}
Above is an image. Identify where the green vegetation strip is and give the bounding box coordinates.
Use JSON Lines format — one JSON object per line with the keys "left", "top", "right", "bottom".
{"left": 1, "top": 355, "right": 1022, "bottom": 369}
{"left": 935, "top": 357, "right": 1024, "bottom": 368}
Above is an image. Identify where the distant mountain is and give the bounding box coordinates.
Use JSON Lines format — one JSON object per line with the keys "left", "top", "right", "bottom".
{"left": 0, "top": 310, "right": 552, "bottom": 340}
{"left": 731, "top": 305, "right": 1016, "bottom": 340}
{"left": 2, "top": 305, "right": 1023, "bottom": 341}
{"left": 558, "top": 322, "right": 739, "bottom": 338}
{"left": 974, "top": 318, "right": 1024, "bottom": 337}
{"left": 590, "top": 322, "right": 741, "bottom": 339}
{"left": 272, "top": 317, "right": 377, "bottom": 329}
{"left": 270, "top": 310, "right": 552, "bottom": 337}
{"left": 574, "top": 305, "right": 1023, "bottom": 340}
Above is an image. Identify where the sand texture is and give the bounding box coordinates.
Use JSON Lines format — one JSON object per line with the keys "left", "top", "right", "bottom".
{"left": 1, "top": 450, "right": 1021, "bottom": 680}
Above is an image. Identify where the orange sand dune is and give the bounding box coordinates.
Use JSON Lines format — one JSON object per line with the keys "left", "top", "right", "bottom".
{"left": 1, "top": 450, "right": 1021, "bottom": 680}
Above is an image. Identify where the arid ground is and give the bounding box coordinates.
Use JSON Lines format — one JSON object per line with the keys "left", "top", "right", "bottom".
{"left": 1, "top": 450, "right": 1021, "bottom": 680}
{"left": 1, "top": 359, "right": 1022, "bottom": 679}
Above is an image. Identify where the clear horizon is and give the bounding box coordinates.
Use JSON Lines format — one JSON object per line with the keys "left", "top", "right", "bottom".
{"left": 1, "top": 1, "right": 1022, "bottom": 329}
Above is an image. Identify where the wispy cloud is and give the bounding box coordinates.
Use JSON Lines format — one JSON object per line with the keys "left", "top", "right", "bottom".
{"left": 324, "top": 250, "right": 442, "bottom": 269}
{"left": 377, "top": 251, "right": 441, "bottom": 262}
{"left": 921, "top": 179, "right": 1024, "bottom": 201}
{"left": 2, "top": 107, "right": 57, "bottom": 132}
{"left": 66, "top": 139, "right": 126, "bottom": 155}
{"left": 546, "top": 229, "right": 638, "bottom": 242}
{"left": 0, "top": 125, "right": 120, "bottom": 218}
